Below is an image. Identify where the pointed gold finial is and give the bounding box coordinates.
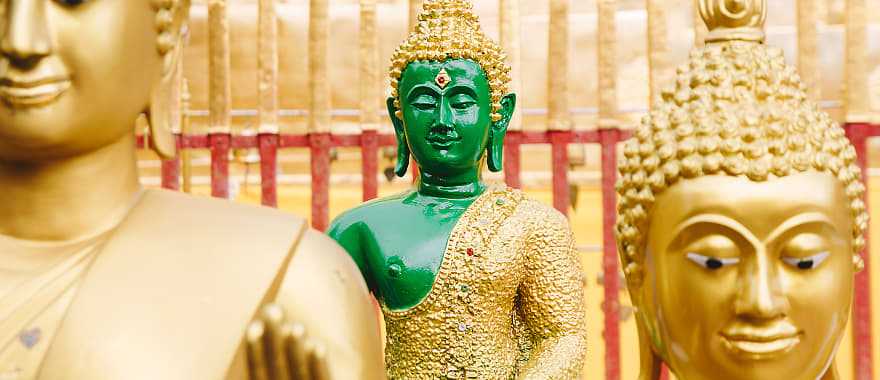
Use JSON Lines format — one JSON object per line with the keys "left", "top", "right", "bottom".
{"left": 698, "top": 0, "right": 767, "bottom": 43}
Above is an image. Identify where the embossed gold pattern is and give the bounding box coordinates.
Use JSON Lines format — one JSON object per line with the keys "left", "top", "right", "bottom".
{"left": 382, "top": 186, "right": 587, "bottom": 379}
{"left": 389, "top": 0, "right": 511, "bottom": 123}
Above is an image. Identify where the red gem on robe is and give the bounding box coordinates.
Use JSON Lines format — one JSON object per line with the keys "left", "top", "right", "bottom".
{"left": 466, "top": 248, "right": 474, "bottom": 256}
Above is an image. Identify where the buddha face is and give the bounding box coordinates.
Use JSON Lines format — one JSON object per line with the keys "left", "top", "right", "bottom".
{"left": 0, "top": 0, "right": 163, "bottom": 161}
{"left": 389, "top": 59, "right": 515, "bottom": 178}
{"left": 640, "top": 172, "right": 853, "bottom": 380}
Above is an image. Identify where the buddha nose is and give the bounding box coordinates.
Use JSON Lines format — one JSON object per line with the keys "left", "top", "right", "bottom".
{"left": 1, "top": 0, "right": 52, "bottom": 68}
{"left": 431, "top": 101, "right": 455, "bottom": 134}
{"left": 734, "top": 251, "right": 790, "bottom": 321}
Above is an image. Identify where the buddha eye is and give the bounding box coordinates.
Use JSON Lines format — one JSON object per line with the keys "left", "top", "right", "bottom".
{"left": 782, "top": 251, "right": 830, "bottom": 270}
{"left": 55, "top": 0, "right": 86, "bottom": 6}
{"left": 686, "top": 252, "right": 740, "bottom": 270}
{"left": 449, "top": 94, "right": 477, "bottom": 110}
{"left": 412, "top": 102, "right": 436, "bottom": 111}
{"left": 451, "top": 100, "right": 476, "bottom": 110}
{"left": 410, "top": 94, "right": 437, "bottom": 111}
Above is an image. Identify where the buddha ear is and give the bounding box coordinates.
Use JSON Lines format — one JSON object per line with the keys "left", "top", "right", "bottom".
{"left": 635, "top": 312, "right": 665, "bottom": 380}
{"left": 146, "top": 0, "right": 189, "bottom": 159}
{"left": 146, "top": 37, "right": 183, "bottom": 159}
{"left": 487, "top": 93, "right": 516, "bottom": 172}
{"left": 387, "top": 97, "right": 410, "bottom": 177}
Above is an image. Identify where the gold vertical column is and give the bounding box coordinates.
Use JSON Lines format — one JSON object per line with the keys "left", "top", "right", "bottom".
{"left": 258, "top": 0, "right": 279, "bottom": 134}
{"left": 548, "top": 0, "right": 571, "bottom": 131}
{"left": 692, "top": 0, "right": 706, "bottom": 47}
{"left": 597, "top": 0, "right": 618, "bottom": 128}
{"left": 208, "top": 0, "right": 231, "bottom": 134}
{"left": 500, "top": 0, "right": 522, "bottom": 131}
{"left": 409, "top": 0, "right": 424, "bottom": 31}
{"left": 647, "top": 0, "right": 670, "bottom": 106}
{"left": 309, "top": 0, "right": 331, "bottom": 134}
{"left": 797, "top": 0, "right": 820, "bottom": 101}
{"left": 360, "top": 0, "right": 381, "bottom": 130}
{"left": 181, "top": 79, "right": 193, "bottom": 193}
{"left": 844, "top": 0, "right": 869, "bottom": 122}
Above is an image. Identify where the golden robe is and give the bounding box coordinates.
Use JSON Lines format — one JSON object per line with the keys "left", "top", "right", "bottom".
{"left": 382, "top": 186, "right": 587, "bottom": 379}
{"left": 0, "top": 189, "right": 383, "bottom": 380}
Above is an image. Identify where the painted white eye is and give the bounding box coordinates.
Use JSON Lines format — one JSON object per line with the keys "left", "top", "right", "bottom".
{"left": 686, "top": 252, "right": 740, "bottom": 270}
{"left": 782, "top": 251, "right": 830, "bottom": 270}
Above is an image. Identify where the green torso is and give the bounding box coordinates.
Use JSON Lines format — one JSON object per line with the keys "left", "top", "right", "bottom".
{"left": 327, "top": 188, "right": 483, "bottom": 310}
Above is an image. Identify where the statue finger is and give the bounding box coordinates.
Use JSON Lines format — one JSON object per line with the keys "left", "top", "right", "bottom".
{"left": 283, "top": 323, "right": 312, "bottom": 380}
{"left": 260, "top": 304, "right": 293, "bottom": 379}
{"left": 307, "top": 344, "right": 331, "bottom": 380}
{"left": 245, "top": 320, "right": 271, "bottom": 380}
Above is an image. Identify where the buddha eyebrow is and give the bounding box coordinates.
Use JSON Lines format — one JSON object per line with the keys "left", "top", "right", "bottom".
{"left": 445, "top": 85, "right": 478, "bottom": 99}
{"left": 669, "top": 213, "right": 760, "bottom": 248}
{"left": 765, "top": 212, "right": 839, "bottom": 244}
{"left": 405, "top": 84, "right": 440, "bottom": 102}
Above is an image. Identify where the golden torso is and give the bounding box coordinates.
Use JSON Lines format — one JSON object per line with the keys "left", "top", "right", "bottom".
{"left": 382, "top": 187, "right": 587, "bottom": 380}
{"left": 0, "top": 189, "right": 383, "bottom": 380}
{"left": 0, "top": 234, "right": 107, "bottom": 380}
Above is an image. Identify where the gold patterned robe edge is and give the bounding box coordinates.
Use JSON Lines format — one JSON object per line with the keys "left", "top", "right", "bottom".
{"left": 382, "top": 185, "right": 588, "bottom": 379}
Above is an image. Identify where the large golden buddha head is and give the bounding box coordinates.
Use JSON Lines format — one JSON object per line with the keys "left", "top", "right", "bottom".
{"left": 0, "top": 0, "right": 188, "bottom": 161}
{"left": 616, "top": 0, "right": 867, "bottom": 379}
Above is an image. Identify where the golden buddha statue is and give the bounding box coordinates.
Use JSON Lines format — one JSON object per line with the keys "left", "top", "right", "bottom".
{"left": 616, "top": 1, "right": 867, "bottom": 379}
{"left": 0, "top": 1, "right": 383, "bottom": 379}
{"left": 328, "top": 1, "right": 587, "bottom": 378}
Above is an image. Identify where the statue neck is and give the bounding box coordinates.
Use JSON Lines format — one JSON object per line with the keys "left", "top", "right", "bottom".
{"left": 417, "top": 166, "right": 485, "bottom": 199}
{"left": 0, "top": 133, "right": 142, "bottom": 241}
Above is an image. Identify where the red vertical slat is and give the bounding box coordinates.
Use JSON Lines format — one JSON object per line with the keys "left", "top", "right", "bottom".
{"left": 504, "top": 131, "right": 523, "bottom": 189}
{"left": 846, "top": 122, "right": 874, "bottom": 380}
{"left": 259, "top": 133, "right": 279, "bottom": 207}
{"left": 361, "top": 130, "right": 379, "bottom": 201}
{"left": 599, "top": 128, "right": 621, "bottom": 380}
{"left": 210, "top": 133, "right": 231, "bottom": 199}
{"left": 310, "top": 132, "right": 331, "bottom": 231}
{"left": 160, "top": 135, "right": 181, "bottom": 191}
{"left": 550, "top": 130, "right": 571, "bottom": 216}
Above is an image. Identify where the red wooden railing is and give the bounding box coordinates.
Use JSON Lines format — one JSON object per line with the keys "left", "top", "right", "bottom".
{"left": 139, "top": 122, "right": 875, "bottom": 380}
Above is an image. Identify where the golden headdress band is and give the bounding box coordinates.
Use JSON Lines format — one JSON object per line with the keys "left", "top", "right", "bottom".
{"left": 388, "top": 0, "right": 511, "bottom": 122}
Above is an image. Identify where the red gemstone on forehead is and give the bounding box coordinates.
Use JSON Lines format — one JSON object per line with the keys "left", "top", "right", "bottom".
{"left": 466, "top": 248, "right": 474, "bottom": 256}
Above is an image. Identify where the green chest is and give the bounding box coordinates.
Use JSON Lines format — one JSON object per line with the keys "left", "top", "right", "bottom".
{"left": 360, "top": 199, "right": 473, "bottom": 310}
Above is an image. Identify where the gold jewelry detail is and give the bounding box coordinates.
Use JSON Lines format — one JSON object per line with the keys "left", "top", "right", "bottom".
{"left": 615, "top": 0, "right": 868, "bottom": 285}
{"left": 435, "top": 68, "right": 451, "bottom": 89}
{"left": 698, "top": 0, "right": 767, "bottom": 43}
{"left": 389, "top": 0, "right": 511, "bottom": 123}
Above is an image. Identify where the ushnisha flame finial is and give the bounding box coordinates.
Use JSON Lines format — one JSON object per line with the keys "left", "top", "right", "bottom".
{"left": 698, "top": 0, "right": 767, "bottom": 43}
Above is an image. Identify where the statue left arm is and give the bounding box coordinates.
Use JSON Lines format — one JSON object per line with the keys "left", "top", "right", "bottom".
{"left": 517, "top": 205, "right": 588, "bottom": 379}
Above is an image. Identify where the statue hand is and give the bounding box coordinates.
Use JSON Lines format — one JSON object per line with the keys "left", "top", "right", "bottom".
{"left": 245, "top": 304, "right": 331, "bottom": 380}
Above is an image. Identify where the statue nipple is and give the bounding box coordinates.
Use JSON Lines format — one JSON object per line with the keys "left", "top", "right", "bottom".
{"left": 698, "top": 0, "right": 767, "bottom": 43}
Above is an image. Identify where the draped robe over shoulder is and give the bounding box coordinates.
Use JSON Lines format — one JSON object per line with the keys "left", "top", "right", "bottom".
{"left": 0, "top": 189, "right": 381, "bottom": 380}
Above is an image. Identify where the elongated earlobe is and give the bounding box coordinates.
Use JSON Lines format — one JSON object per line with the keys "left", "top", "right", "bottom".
{"left": 387, "top": 97, "right": 409, "bottom": 177}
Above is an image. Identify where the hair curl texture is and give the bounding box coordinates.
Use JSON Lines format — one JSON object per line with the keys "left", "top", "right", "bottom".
{"left": 615, "top": 41, "right": 868, "bottom": 283}
{"left": 388, "top": 0, "right": 511, "bottom": 123}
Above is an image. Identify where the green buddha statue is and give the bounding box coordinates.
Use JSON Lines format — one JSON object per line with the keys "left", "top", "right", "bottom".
{"left": 0, "top": 0, "right": 383, "bottom": 379}
{"left": 328, "top": 0, "right": 587, "bottom": 378}
{"left": 616, "top": 0, "right": 867, "bottom": 379}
